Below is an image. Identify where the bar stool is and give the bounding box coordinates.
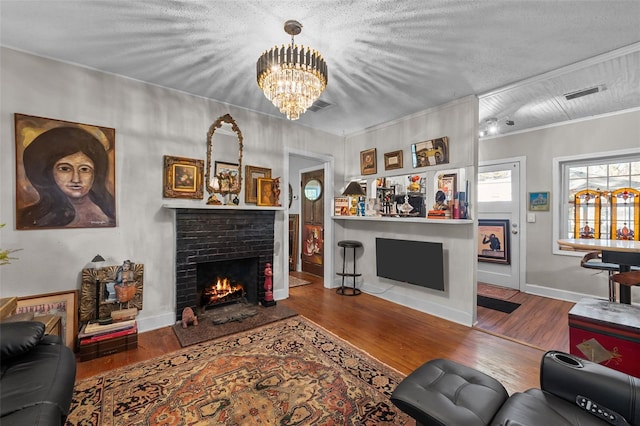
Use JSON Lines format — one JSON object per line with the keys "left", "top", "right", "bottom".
{"left": 580, "top": 251, "right": 619, "bottom": 302}
{"left": 336, "top": 240, "right": 362, "bottom": 296}
{"left": 610, "top": 270, "right": 640, "bottom": 304}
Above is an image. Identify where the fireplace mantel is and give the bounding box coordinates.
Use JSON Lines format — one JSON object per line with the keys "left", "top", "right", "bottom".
{"left": 163, "top": 202, "right": 284, "bottom": 211}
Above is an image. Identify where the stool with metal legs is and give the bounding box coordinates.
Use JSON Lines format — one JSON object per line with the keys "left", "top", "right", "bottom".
{"left": 336, "top": 240, "right": 362, "bottom": 296}
{"left": 610, "top": 270, "right": 640, "bottom": 304}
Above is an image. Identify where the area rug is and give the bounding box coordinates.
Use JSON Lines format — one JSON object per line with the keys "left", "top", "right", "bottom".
{"left": 172, "top": 303, "right": 298, "bottom": 347}
{"left": 478, "top": 295, "right": 521, "bottom": 314}
{"left": 66, "top": 317, "right": 413, "bottom": 425}
{"left": 289, "top": 275, "right": 312, "bottom": 288}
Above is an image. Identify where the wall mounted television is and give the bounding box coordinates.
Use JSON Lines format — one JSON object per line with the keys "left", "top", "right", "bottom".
{"left": 375, "top": 238, "right": 444, "bottom": 291}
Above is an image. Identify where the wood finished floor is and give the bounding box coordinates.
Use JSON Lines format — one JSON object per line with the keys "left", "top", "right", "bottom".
{"left": 76, "top": 273, "right": 574, "bottom": 395}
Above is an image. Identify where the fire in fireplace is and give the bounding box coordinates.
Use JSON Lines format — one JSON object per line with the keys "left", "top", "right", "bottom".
{"left": 201, "top": 277, "right": 245, "bottom": 309}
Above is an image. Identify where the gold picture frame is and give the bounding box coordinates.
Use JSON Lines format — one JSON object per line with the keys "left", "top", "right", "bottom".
{"left": 384, "top": 150, "right": 403, "bottom": 170}
{"left": 245, "top": 165, "right": 272, "bottom": 204}
{"left": 163, "top": 155, "right": 204, "bottom": 199}
{"left": 360, "top": 148, "right": 377, "bottom": 175}
{"left": 256, "top": 177, "right": 276, "bottom": 206}
{"left": 16, "top": 290, "right": 78, "bottom": 349}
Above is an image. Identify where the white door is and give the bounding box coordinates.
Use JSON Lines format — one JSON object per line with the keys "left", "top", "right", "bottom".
{"left": 477, "top": 161, "right": 521, "bottom": 290}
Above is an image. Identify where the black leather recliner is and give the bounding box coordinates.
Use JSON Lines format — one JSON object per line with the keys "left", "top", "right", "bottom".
{"left": 391, "top": 350, "right": 640, "bottom": 426}
{"left": 0, "top": 321, "right": 77, "bottom": 425}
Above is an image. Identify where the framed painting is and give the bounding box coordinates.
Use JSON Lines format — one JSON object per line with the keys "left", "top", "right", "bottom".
{"left": 529, "top": 191, "right": 550, "bottom": 211}
{"left": 214, "top": 161, "right": 240, "bottom": 193}
{"left": 478, "top": 219, "right": 510, "bottom": 264}
{"left": 289, "top": 214, "right": 299, "bottom": 271}
{"left": 256, "top": 177, "right": 276, "bottom": 206}
{"left": 163, "top": 155, "right": 204, "bottom": 199}
{"left": 302, "top": 223, "right": 323, "bottom": 266}
{"left": 360, "top": 148, "right": 377, "bottom": 175}
{"left": 14, "top": 113, "right": 116, "bottom": 230}
{"left": 411, "top": 136, "right": 449, "bottom": 168}
{"left": 245, "top": 165, "right": 272, "bottom": 204}
{"left": 16, "top": 290, "right": 78, "bottom": 349}
{"left": 384, "top": 150, "right": 403, "bottom": 171}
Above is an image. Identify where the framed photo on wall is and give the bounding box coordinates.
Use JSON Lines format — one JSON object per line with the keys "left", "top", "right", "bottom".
{"left": 529, "top": 191, "right": 550, "bottom": 211}
{"left": 245, "top": 165, "right": 272, "bottom": 203}
{"left": 384, "top": 150, "right": 403, "bottom": 170}
{"left": 14, "top": 113, "right": 116, "bottom": 230}
{"left": 360, "top": 148, "right": 377, "bottom": 175}
{"left": 478, "top": 219, "right": 510, "bottom": 264}
{"left": 16, "top": 290, "right": 78, "bottom": 349}
{"left": 411, "top": 136, "right": 449, "bottom": 168}
{"left": 163, "top": 155, "right": 204, "bottom": 199}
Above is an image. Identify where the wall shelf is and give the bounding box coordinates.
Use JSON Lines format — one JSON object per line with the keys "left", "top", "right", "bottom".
{"left": 332, "top": 215, "right": 472, "bottom": 224}
{"left": 162, "top": 202, "right": 284, "bottom": 211}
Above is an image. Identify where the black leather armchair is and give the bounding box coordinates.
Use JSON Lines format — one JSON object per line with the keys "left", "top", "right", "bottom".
{"left": 0, "top": 321, "right": 76, "bottom": 426}
{"left": 391, "top": 350, "right": 640, "bottom": 426}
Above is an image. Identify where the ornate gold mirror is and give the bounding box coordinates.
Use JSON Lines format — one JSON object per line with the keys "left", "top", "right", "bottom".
{"left": 205, "top": 114, "right": 244, "bottom": 205}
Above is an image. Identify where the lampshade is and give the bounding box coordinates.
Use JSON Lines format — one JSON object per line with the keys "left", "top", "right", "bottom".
{"left": 257, "top": 20, "right": 328, "bottom": 120}
{"left": 342, "top": 181, "right": 366, "bottom": 196}
{"left": 91, "top": 254, "right": 105, "bottom": 263}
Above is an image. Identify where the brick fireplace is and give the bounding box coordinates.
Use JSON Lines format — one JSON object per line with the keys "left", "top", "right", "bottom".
{"left": 174, "top": 208, "right": 275, "bottom": 321}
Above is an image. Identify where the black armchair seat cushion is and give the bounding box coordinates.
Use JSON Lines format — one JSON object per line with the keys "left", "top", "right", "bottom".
{"left": 391, "top": 358, "right": 509, "bottom": 426}
{"left": 0, "top": 322, "right": 76, "bottom": 426}
{"left": 491, "top": 389, "right": 610, "bottom": 426}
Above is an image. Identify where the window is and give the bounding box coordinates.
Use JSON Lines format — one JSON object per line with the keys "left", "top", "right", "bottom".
{"left": 478, "top": 170, "right": 512, "bottom": 202}
{"left": 555, "top": 152, "right": 640, "bottom": 251}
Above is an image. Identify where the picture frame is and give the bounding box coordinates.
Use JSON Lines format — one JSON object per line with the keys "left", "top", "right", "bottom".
{"left": 384, "top": 150, "right": 403, "bottom": 170}
{"left": 478, "top": 219, "right": 510, "bottom": 264}
{"left": 162, "top": 155, "right": 204, "bottom": 199}
{"left": 14, "top": 113, "right": 116, "bottom": 230}
{"left": 360, "top": 148, "right": 377, "bottom": 175}
{"left": 256, "top": 177, "right": 276, "bottom": 206}
{"left": 79, "top": 263, "right": 144, "bottom": 323}
{"left": 214, "top": 161, "right": 240, "bottom": 193}
{"left": 245, "top": 165, "right": 272, "bottom": 204}
{"left": 411, "top": 136, "right": 449, "bottom": 168}
{"left": 529, "top": 191, "right": 550, "bottom": 211}
{"left": 16, "top": 290, "right": 78, "bottom": 349}
{"left": 289, "top": 214, "right": 299, "bottom": 271}
{"left": 436, "top": 172, "right": 457, "bottom": 204}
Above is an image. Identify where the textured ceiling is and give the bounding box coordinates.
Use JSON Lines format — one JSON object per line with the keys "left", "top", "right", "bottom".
{"left": 1, "top": 1, "right": 639, "bottom": 136}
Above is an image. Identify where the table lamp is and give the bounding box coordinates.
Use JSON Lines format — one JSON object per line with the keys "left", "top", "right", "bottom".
{"left": 91, "top": 254, "right": 105, "bottom": 322}
{"left": 342, "top": 181, "right": 366, "bottom": 215}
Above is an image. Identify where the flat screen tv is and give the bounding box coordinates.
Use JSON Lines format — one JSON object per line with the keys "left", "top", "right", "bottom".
{"left": 375, "top": 238, "right": 444, "bottom": 291}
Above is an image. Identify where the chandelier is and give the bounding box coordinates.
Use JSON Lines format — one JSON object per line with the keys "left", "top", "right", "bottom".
{"left": 256, "top": 20, "right": 328, "bottom": 120}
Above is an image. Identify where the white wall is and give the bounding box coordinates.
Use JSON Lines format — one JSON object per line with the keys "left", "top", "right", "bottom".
{"left": 479, "top": 110, "right": 640, "bottom": 303}
{"left": 0, "top": 48, "right": 344, "bottom": 331}
{"left": 341, "top": 96, "right": 479, "bottom": 325}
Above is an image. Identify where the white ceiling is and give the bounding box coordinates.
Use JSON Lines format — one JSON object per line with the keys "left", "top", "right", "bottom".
{"left": 1, "top": 1, "right": 639, "bottom": 137}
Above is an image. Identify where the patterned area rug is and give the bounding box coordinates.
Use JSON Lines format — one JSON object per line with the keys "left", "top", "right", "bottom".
{"left": 66, "top": 317, "right": 413, "bottom": 425}
{"left": 289, "top": 275, "right": 312, "bottom": 288}
{"left": 171, "top": 303, "right": 298, "bottom": 347}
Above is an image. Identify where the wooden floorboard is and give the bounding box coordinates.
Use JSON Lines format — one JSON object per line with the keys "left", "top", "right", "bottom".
{"left": 76, "top": 274, "right": 576, "bottom": 396}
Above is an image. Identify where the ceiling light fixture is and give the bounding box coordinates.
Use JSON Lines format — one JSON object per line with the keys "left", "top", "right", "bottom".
{"left": 257, "top": 20, "right": 328, "bottom": 120}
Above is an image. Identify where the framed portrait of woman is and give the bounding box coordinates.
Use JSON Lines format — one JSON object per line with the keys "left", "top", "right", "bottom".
{"left": 14, "top": 114, "right": 116, "bottom": 230}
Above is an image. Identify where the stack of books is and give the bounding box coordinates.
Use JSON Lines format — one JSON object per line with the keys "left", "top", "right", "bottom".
{"left": 78, "top": 319, "right": 137, "bottom": 345}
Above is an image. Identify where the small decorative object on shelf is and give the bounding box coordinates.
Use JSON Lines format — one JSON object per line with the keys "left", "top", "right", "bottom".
{"left": 428, "top": 190, "right": 451, "bottom": 219}
{"left": 181, "top": 307, "right": 198, "bottom": 329}
{"left": 398, "top": 195, "right": 415, "bottom": 216}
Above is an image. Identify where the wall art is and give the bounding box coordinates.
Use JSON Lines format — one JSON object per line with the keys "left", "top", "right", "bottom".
{"left": 163, "top": 155, "right": 204, "bottom": 199}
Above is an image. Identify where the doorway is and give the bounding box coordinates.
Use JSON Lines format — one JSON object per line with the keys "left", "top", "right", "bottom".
{"left": 477, "top": 158, "right": 526, "bottom": 290}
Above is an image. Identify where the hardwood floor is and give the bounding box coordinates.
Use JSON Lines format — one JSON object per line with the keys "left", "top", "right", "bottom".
{"left": 76, "top": 273, "right": 574, "bottom": 396}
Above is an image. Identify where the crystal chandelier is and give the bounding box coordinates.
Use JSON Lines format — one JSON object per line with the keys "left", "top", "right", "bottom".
{"left": 257, "top": 20, "right": 328, "bottom": 120}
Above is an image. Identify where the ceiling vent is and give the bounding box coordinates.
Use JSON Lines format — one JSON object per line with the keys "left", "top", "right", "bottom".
{"left": 564, "top": 85, "right": 605, "bottom": 101}
{"left": 308, "top": 100, "right": 332, "bottom": 112}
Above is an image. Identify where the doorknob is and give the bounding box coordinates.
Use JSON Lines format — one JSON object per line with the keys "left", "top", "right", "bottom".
{"left": 511, "top": 223, "right": 518, "bottom": 234}
{"left": 512, "top": 229, "right": 518, "bottom": 234}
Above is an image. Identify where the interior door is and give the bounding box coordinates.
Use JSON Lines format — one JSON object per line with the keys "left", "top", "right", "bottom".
{"left": 477, "top": 161, "right": 521, "bottom": 289}
{"left": 301, "top": 169, "right": 324, "bottom": 277}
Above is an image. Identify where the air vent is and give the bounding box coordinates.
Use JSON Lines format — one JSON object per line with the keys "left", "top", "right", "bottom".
{"left": 564, "top": 85, "right": 605, "bottom": 101}
{"left": 308, "top": 100, "right": 332, "bottom": 112}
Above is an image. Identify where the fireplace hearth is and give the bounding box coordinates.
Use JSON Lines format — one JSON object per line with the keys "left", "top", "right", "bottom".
{"left": 174, "top": 208, "right": 275, "bottom": 321}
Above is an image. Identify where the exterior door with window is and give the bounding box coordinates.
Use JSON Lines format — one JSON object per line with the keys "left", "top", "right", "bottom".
{"left": 478, "top": 161, "right": 521, "bottom": 290}
{"left": 301, "top": 169, "right": 324, "bottom": 276}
